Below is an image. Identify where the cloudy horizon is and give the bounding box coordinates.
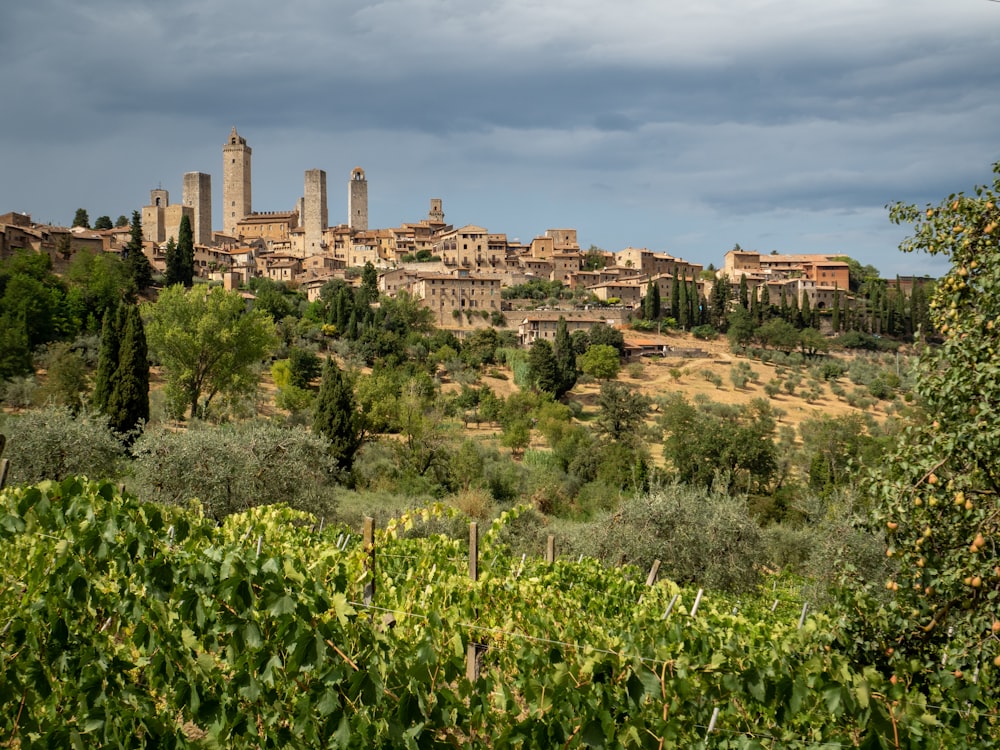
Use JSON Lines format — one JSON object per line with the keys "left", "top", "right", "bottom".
{"left": 2, "top": 0, "right": 998, "bottom": 277}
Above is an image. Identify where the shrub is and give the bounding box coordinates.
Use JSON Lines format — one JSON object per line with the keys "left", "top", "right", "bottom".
{"left": 0, "top": 406, "right": 125, "bottom": 485}
{"left": 130, "top": 421, "right": 339, "bottom": 520}
{"left": 596, "top": 484, "right": 765, "bottom": 593}
{"left": 691, "top": 325, "right": 718, "bottom": 341}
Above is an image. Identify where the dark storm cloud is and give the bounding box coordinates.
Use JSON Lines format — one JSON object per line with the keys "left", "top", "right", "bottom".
{"left": 2, "top": 0, "right": 998, "bottom": 275}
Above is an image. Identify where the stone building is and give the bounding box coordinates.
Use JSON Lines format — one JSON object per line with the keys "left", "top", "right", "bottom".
{"left": 303, "top": 169, "right": 329, "bottom": 256}
{"left": 348, "top": 167, "right": 368, "bottom": 231}
{"left": 223, "top": 126, "right": 252, "bottom": 237}
{"left": 182, "top": 172, "right": 213, "bottom": 246}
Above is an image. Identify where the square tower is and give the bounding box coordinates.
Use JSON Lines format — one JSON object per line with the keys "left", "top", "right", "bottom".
{"left": 303, "top": 169, "right": 328, "bottom": 255}
{"left": 223, "top": 127, "right": 252, "bottom": 237}
{"left": 183, "top": 172, "right": 213, "bottom": 246}
{"left": 348, "top": 167, "right": 368, "bottom": 232}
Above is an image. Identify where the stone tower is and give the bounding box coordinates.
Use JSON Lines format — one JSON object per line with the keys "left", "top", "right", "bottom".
{"left": 183, "top": 172, "right": 213, "bottom": 246}
{"left": 428, "top": 198, "right": 444, "bottom": 224}
{"left": 303, "top": 169, "right": 328, "bottom": 255}
{"left": 142, "top": 188, "right": 169, "bottom": 243}
{"left": 348, "top": 167, "right": 368, "bottom": 232}
{"left": 222, "top": 126, "right": 252, "bottom": 237}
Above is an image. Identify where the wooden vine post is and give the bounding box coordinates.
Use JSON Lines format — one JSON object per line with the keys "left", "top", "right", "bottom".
{"left": 466, "top": 522, "right": 487, "bottom": 681}
{"left": 545, "top": 534, "right": 556, "bottom": 565}
{"left": 363, "top": 516, "right": 375, "bottom": 605}
{"left": 0, "top": 434, "right": 8, "bottom": 491}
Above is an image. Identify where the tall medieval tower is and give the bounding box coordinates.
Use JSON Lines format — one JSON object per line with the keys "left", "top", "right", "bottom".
{"left": 348, "top": 167, "right": 368, "bottom": 232}
{"left": 303, "top": 169, "right": 328, "bottom": 255}
{"left": 183, "top": 172, "right": 213, "bottom": 246}
{"left": 222, "top": 126, "right": 252, "bottom": 237}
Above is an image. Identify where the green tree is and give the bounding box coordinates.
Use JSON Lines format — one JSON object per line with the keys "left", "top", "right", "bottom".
{"left": 143, "top": 285, "right": 277, "bottom": 419}
{"left": 0, "top": 313, "right": 32, "bottom": 380}
{"left": 798, "top": 327, "right": 828, "bottom": 357}
{"left": 642, "top": 280, "right": 661, "bottom": 321}
{"left": 114, "top": 215, "right": 129, "bottom": 228}
{"left": 131, "top": 421, "right": 338, "bottom": 519}
{"left": 757, "top": 318, "right": 800, "bottom": 352}
{"left": 596, "top": 485, "right": 765, "bottom": 593}
{"left": 659, "top": 394, "right": 778, "bottom": 493}
{"left": 163, "top": 236, "right": 182, "bottom": 287}
{"left": 37, "top": 342, "right": 89, "bottom": 412}
{"left": 582, "top": 245, "right": 606, "bottom": 271}
{"left": 594, "top": 381, "right": 650, "bottom": 443}
{"left": 123, "top": 210, "right": 153, "bottom": 292}
{"left": 360, "top": 260, "right": 379, "bottom": 304}
{"left": 93, "top": 215, "right": 113, "bottom": 230}
{"left": 709, "top": 274, "right": 731, "bottom": 330}
{"left": 527, "top": 339, "right": 559, "bottom": 395}
{"left": 0, "top": 406, "right": 124, "bottom": 483}
{"left": 72, "top": 208, "right": 90, "bottom": 228}
{"left": 177, "top": 214, "right": 195, "bottom": 287}
{"left": 288, "top": 347, "right": 321, "bottom": 389}
{"left": 92, "top": 304, "right": 122, "bottom": 413}
{"left": 726, "top": 306, "right": 755, "bottom": 352}
{"left": 552, "top": 316, "right": 578, "bottom": 398}
{"left": 579, "top": 344, "right": 621, "bottom": 380}
{"left": 104, "top": 304, "right": 149, "bottom": 439}
{"left": 587, "top": 322, "right": 625, "bottom": 357}
{"left": 313, "top": 358, "right": 363, "bottom": 474}
{"left": 65, "top": 248, "right": 129, "bottom": 329}
{"left": 848, "top": 162, "right": 1000, "bottom": 671}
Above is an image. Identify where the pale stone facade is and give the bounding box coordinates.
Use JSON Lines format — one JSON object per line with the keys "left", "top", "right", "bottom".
{"left": 303, "top": 169, "right": 328, "bottom": 256}
{"left": 223, "top": 127, "right": 252, "bottom": 237}
{"left": 409, "top": 270, "right": 502, "bottom": 328}
{"left": 348, "top": 167, "right": 368, "bottom": 231}
{"left": 183, "top": 172, "right": 213, "bottom": 246}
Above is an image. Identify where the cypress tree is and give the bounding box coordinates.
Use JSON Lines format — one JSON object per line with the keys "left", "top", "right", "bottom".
{"left": 164, "top": 237, "right": 182, "bottom": 287}
{"left": 670, "top": 269, "right": 680, "bottom": 322}
{"left": 528, "top": 339, "right": 559, "bottom": 395}
{"left": 177, "top": 214, "right": 195, "bottom": 287}
{"left": 709, "top": 274, "right": 729, "bottom": 329}
{"left": 788, "top": 288, "right": 800, "bottom": 327}
{"left": 738, "top": 273, "right": 749, "bottom": 310}
{"left": 800, "top": 293, "right": 812, "bottom": 330}
{"left": 105, "top": 304, "right": 150, "bottom": 440}
{"left": 92, "top": 303, "right": 123, "bottom": 413}
{"left": 553, "top": 316, "right": 578, "bottom": 398}
{"left": 642, "top": 281, "right": 655, "bottom": 320}
{"left": 677, "top": 275, "right": 689, "bottom": 329}
{"left": 831, "top": 290, "right": 841, "bottom": 333}
{"left": 124, "top": 210, "right": 153, "bottom": 292}
{"left": 689, "top": 278, "right": 699, "bottom": 327}
{"left": 313, "top": 358, "right": 363, "bottom": 474}
{"left": 749, "top": 282, "right": 760, "bottom": 325}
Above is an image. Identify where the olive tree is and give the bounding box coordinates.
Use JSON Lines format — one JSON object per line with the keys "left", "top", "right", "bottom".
{"left": 130, "top": 421, "right": 339, "bottom": 519}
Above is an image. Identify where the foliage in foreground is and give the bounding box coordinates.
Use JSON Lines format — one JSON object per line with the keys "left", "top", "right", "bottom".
{"left": 1, "top": 478, "right": 997, "bottom": 748}
{"left": 838, "top": 163, "right": 1000, "bottom": 679}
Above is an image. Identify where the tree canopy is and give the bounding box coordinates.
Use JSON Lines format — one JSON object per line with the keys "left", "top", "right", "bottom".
{"left": 143, "top": 285, "right": 277, "bottom": 419}
{"left": 847, "top": 162, "right": 1000, "bottom": 673}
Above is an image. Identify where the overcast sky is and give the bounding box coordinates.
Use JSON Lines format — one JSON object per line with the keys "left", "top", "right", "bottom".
{"left": 2, "top": 0, "right": 998, "bottom": 277}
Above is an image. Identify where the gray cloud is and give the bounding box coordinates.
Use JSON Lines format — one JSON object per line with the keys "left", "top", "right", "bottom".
{"left": 1, "top": 0, "right": 997, "bottom": 276}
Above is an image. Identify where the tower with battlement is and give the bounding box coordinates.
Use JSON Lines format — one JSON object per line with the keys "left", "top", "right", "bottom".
{"left": 183, "top": 172, "right": 212, "bottom": 246}
{"left": 428, "top": 198, "right": 444, "bottom": 224}
{"left": 348, "top": 167, "right": 368, "bottom": 232}
{"left": 303, "top": 169, "right": 328, "bottom": 255}
{"left": 223, "top": 127, "right": 252, "bottom": 237}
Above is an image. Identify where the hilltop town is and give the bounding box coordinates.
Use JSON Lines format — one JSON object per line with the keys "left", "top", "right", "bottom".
{"left": 0, "top": 126, "right": 928, "bottom": 345}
